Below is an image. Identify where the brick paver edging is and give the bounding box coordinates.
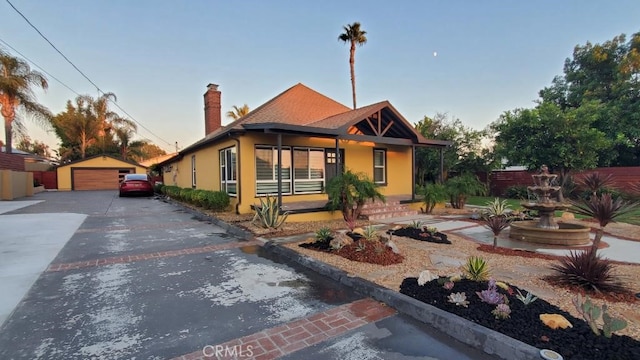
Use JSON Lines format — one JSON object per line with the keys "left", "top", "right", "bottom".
{"left": 262, "top": 241, "right": 541, "bottom": 360}
{"left": 46, "top": 240, "right": 261, "bottom": 272}
{"left": 171, "top": 298, "right": 395, "bottom": 360}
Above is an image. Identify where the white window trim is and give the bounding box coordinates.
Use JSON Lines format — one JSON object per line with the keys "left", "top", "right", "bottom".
{"left": 220, "top": 147, "right": 237, "bottom": 196}
{"left": 292, "top": 147, "right": 325, "bottom": 194}
{"left": 255, "top": 146, "right": 292, "bottom": 196}
{"left": 191, "top": 155, "right": 196, "bottom": 187}
{"left": 373, "top": 149, "right": 386, "bottom": 184}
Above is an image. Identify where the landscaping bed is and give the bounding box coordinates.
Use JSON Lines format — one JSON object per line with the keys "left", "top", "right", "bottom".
{"left": 400, "top": 277, "right": 640, "bottom": 360}
{"left": 389, "top": 227, "right": 451, "bottom": 244}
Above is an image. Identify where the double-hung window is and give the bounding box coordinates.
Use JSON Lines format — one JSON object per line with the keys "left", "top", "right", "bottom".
{"left": 373, "top": 149, "right": 386, "bottom": 184}
{"left": 255, "top": 146, "right": 291, "bottom": 195}
{"left": 220, "top": 147, "right": 237, "bottom": 196}
{"left": 191, "top": 155, "right": 196, "bottom": 188}
{"left": 293, "top": 148, "right": 324, "bottom": 194}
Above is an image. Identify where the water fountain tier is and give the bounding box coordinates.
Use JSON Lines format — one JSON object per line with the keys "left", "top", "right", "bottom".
{"left": 509, "top": 165, "right": 590, "bottom": 245}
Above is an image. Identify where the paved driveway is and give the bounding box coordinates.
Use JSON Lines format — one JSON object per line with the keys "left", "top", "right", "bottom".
{"left": 0, "top": 191, "right": 496, "bottom": 359}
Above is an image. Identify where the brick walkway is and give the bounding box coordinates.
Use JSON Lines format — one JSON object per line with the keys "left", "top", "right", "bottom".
{"left": 171, "top": 298, "right": 396, "bottom": 360}
{"left": 46, "top": 240, "right": 261, "bottom": 272}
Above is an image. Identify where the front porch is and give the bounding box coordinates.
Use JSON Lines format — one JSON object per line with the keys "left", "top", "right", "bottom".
{"left": 273, "top": 194, "right": 420, "bottom": 221}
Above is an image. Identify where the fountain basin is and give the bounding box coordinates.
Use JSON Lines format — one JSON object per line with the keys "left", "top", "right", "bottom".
{"left": 509, "top": 221, "right": 590, "bottom": 245}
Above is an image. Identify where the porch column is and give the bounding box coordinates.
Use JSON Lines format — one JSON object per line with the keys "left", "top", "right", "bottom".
{"left": 411, "top": 145, "right": 416, "bottom": 201}
{"left": 277, "top": 133, "right": 283, "bottom": 209}
{"left": 335, "top": 138, "right": 340, "bottom": 175}
{"left": 439, "top": 147, "right": 444, "bottom": 183}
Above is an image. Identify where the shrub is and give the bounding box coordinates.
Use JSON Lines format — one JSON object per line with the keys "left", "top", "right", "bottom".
{"left": 549, "top": 248, "right": 627, "bottom": 294}
{"left": 204, "top": 191, "right": 230, "bottom": 211}
{"left": 191, "top": 189, "right": 208, "bottom": 207}
{"left": 504, "top": 185, "right": 529, "bottom": 200}
{"left": 154, "top": 183, "right": 164, "bottom": 194}
{"left": 179, "top": 188, "right": 194, "bottom": 203}
{"left": 326, "top": 170, "right": 385, "bottom": 230}
{"left": 419, "top": 183, "right": 447, "bottom": 214}
{"left": 445, "top": 173, "right": 486, "bottom": 209}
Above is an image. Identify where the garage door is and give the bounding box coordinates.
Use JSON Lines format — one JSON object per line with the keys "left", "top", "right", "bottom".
{"left": 73, "top": 169, "right": 120, "bottom": 190}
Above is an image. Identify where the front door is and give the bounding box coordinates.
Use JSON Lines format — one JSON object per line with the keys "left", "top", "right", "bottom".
{"left": 325, "top": 149, "right": 344, "bottom": 184}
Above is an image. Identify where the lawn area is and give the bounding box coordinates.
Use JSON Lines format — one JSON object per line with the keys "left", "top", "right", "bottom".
{"left": 465, "top": 196, "right": 522, "bottom": 209}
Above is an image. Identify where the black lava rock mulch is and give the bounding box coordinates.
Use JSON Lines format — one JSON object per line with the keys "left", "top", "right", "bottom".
{"left": 400, "top": 278, "right": 640, "bottom": 360}
{"left": 299, "top": 240, "right": 331, "bottom": 251}
{"left": 390, "top": 228, "right": 451, "bottom": 244}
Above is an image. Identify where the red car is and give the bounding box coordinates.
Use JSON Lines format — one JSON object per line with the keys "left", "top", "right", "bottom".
{"left": 119, "top": 174, "right": 154, "bottom": 197}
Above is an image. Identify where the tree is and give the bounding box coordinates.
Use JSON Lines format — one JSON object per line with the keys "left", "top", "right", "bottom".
{"left": 538, "top": 32, "right": 640, "bottom": 166}
{"left": 16, "top": 136, "right": 51, "bottom": 157}
{"left": 51, "top": 96, "right": 101, "bottom": 160}
{"left": 226, "top": 104, "right": 250, "bottom": 120}
{"left": 414, "top": 113, "right": 493, "bottom": 186}
{"left": 492, "top": 101, "right": 609, "bottom": 176}
{"left": 338, "top": 22, "right": 367, "bottom": 109}
{"left": 0, "top": 50, "right": 51, "bottom": 153}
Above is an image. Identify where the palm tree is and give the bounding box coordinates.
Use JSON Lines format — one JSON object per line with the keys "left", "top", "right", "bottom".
{"left": 226, "top": 104, "right": 250, "bottom": 120}
{"left": 338, "top": 22, "right": 367, "bottom": 109}
{"left": 0, "top": 50, "right": 51, "bottom": 153}
{"left": 52, "top": 96, "right": 101, "bottom": 160}
{"left": 90, "top": 92, "right": 119, "bottom": 152}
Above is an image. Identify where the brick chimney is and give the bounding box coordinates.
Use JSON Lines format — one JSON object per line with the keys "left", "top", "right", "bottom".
{"left": 204, "top": 83, "right": 222, "bottom": 135}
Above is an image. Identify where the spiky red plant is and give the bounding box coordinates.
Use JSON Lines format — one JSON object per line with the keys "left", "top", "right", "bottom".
{"left": 549, "top": 248, "right": 627, "bottom": 294}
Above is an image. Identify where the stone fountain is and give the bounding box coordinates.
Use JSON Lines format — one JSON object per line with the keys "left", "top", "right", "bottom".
{"left": 509, "top": 165, "right": 590, "bottom": 245}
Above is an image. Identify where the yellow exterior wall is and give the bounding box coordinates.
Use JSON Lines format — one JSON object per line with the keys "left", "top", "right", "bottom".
{"left": 0, "top": 170, "right": 33, "bottom": 200}
{"left": 57, "top": 156, "right": 147, "bottom": 191}
{"left": 164, "top": 133, "right": 414, "bottom": 215}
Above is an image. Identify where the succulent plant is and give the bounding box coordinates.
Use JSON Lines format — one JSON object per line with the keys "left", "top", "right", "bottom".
{"left": 447, "top": 292, "right": 469, "bottom": 307}
{"left": 492, "top": 303, "right": 511, "bottom": 319}
{"left": 464, "top": 256, "right": 490, "bottom": 281}
{"left": 476, "top": 279, "right": 504, "bottom": 305}
{"left": 315, "top": 227, "right": 333, "bottom": 243}
{"left": 443, "top": 281, "right": 454, "bottom": 290}
{"left": 573, "top": 294, "right": 628, "bottom": 337}
{"left": 515, "top": 289, "right": 538, "bottom": 305}
{"left": 408, "top": 220, "right": 423, "bottom": 229}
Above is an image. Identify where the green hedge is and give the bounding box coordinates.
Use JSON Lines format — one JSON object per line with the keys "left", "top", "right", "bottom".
{"left": 160, "top": 185, "right": 230, "bottom": 212}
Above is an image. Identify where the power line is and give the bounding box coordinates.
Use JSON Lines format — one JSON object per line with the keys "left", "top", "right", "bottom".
{"left": 0, "top": 38, "right": 81, "bottom": 97}
{"left": 4, "top": 0, "right": 177, "bottom": 150}
{"left": 0, "top": 38, "right": 172, "bottom": 152}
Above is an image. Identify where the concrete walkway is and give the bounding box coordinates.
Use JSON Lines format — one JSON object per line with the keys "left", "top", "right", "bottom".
{"left": 376, "top": 213, "right": 640, "bottom": 264}
{"left": 0, "top": 201, "right": 86, "bottom": 325}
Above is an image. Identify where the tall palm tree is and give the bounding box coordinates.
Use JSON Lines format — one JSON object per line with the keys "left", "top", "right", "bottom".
{"left": 338, "top": 22, "right": 367, "bottom": 109}
{"left": 226, "top": 104, "right": 250, "bottom": 120}
{"left": 51, "top": 96, "right": 101, "bottom": 160}
{"left": 90, "top": 92, "right": 119, "bottom": 152}
{"left": 0, "top": 50, "right": 51, "bottom": 153}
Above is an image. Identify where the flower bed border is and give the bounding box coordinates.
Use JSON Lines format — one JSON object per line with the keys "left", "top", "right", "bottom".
{"left": 264, "top": 241, "right": 540, "bottom": 360}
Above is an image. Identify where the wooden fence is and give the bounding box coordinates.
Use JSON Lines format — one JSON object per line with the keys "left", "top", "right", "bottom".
{"left": 488, "top": 167, "right": 640, "bottom": 196}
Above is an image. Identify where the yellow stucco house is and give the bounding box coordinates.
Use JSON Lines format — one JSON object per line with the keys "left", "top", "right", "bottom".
{"left": 160, "top": 83, "right": 449, "bottom": 220}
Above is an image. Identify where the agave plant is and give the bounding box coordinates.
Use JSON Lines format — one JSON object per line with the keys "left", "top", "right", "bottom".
{"left": 549, "top": 249, "right": 627, "bottom": 294}
{"left": 315, "top": 227, "right": 333, "bottom": 243}
{"left": 484, "top": 198, "right": 511, "bottom": 217}
{"left": 463, "top": 256, "right": 490, "bottom": 281}
{"left": 252, "top": 195, "right": 289, "bottom": 230}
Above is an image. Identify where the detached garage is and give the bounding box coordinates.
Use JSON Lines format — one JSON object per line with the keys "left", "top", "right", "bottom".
{"left": 56, "top": 155, "right": 147, "bottom": 191}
